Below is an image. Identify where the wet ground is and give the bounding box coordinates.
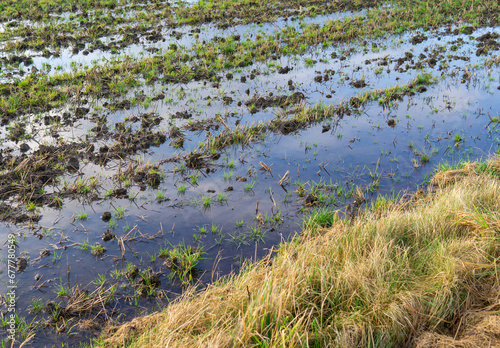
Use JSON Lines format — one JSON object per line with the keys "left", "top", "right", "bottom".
{"left": 0, "top": 0, "right": 499, "bottom": 346}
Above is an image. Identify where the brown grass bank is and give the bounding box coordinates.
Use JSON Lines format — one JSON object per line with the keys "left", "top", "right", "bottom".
{"left": 100, "top": 159, "right": 500, "bottom": 347}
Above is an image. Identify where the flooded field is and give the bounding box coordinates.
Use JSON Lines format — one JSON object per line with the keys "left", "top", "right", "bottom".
{"left": 0, "top": 0, "right": 499, "bottom": 346}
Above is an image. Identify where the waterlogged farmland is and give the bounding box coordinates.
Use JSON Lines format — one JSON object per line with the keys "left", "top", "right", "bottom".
{"left": 0, "top": 0, "right": 499, "bottom": 346}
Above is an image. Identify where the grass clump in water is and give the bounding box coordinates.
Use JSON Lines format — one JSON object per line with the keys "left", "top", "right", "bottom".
{"left": 161, "top": 242, "right": 204, "bottom": 285}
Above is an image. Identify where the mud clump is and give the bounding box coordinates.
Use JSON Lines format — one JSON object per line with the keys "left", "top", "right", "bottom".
{"left": 236, "top": 176, "right": 247, "bottom": 182}
{"left": 111, "top": 100, "right": 132, "bottom": 110}
{"left": 425, "top": 58, "right": 437, "bottom": 68}
{"left": 411, "top": 34, "right": 428, "bottom": 44}
{"left": 16, "top": 256, "right": 27, "bottom": 272}
{"left": 305, "top": 194, "right": 318, "bottom": 206}
{"left": 475, "top": 32, "right": 500, "bottom": 56}
{"left": 270, "top": 119, "right": 305, "bottom": 135}
{"left": 168, "top": 126, "right": 185, "bottom": 148}
{"left": 102, "top": 229, "right": 115, "bottom": 242}
{"left": 350, "top": 97, "right": 362, "bottom": 108}
{"left": 19, "top": 143, "right": 30, "bottom": 152}
{"left": 172, "top": 110, "right": 192, "bottom": 119}
{"left": 67, "top": 156, "right": 80, "bottom": 171}
{"left": 101, "top": 212, "right": 112, "bottom": 222}
{"left": 145, "top": 172, "right": 161, "bottom": 188}
{"left": 126, "top": 265, "right": 139, "bottom": 280}
{"left": 109, "top": 188, "right": 128, "bottom": 198}
{"left": 75, "top": 107, "right": 90, "bottom": 116}
{"left": 278, "top": 66, "right": 292, "bottom": 74}
{"left": 184, "top": 152, "right": 209, "bottom": 169}
{"left": 152, "top": 93, "right": 165, "bottom": 101}
{"left": 350, "top": 79, "right": 367, "bottom": 88}
{"left": 245, "top": 92, "right": 305, "bottom": 113}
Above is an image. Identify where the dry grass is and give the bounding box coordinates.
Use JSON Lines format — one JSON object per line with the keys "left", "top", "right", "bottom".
{"left": 431, "top": 162, "right": 478, "bottom": 187}
{"left": 415, "top": 315, "right": 500, "bottom": 347}
{"left": 101, "top": 159, "right": 500, "bottom": 347}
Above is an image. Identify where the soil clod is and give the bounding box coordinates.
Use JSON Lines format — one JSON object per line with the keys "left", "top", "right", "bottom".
{"left": 102, "top": 229, "right": 115, "bottom": 242}
{"left": 19, "top": 143, "right": 30, "bottom": 152}
{"left": 16, "top": 257, "right": 27, "bottom": 272}
{"left": 350, "top": 79, "right": 367, "bottom": 88}
{"left": 67, "top": 156, "right": 80, "bottom": 171}
{"left": 101, "top": 212, "right": 112, "bottom": 222}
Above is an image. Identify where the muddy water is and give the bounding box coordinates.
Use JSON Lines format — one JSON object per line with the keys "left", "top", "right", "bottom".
{"left": 0, "top": 4, "right": 500, "bottom": 347}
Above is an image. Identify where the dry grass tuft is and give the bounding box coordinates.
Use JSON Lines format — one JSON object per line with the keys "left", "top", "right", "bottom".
{"left": 415, "top": 315, "right": 500, "bottom": 347}
{"left": 431, "top": 162, "right": 477, "bottom": 187}
{"left": 101, "top": 159, "right": 500, "bottom": 348}
{"left": 103, "top": 313, "right": 165, "bottom": 347}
